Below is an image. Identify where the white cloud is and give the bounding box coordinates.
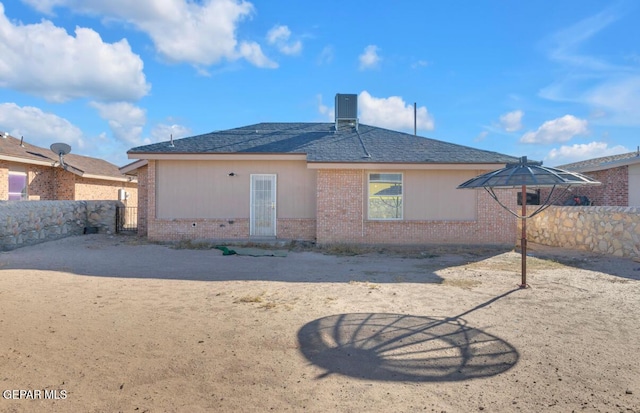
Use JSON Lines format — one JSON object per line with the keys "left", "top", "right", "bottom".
{"left": 0, "top": 103, "right": 85, "bottom": 149}
{"left": 150, "top": 123, "right": 192, "bottom": 143}
{"left": 238, "top": 41, "right": 278, "bottom": 68}
{"left": 358, "top": 91, "right": 434, "bottom": 131}
{"left": 411, "top": 60, "right": 430, "bottom": 69}
{"left": 316, "top": 94, "right": 332, "bottom": 121}
{"left": 520, "top": 115, "right": 588, "bottom": 144}
{"left": 474, "top": 131, "right": 489, "bottom": 142}
{"left": 359, "top": 45, "right": 381, "bottom": 70}
{"left": 539, "top": 4, "right": 640, "bottom": 126}
{"left": 22, "top": 0, "right": 278, "bottom": 68}
{"left": 317, "top": 46, "right": 334, "bottom": 65}
{"left": 499, "top": 110, "right": 524, "bottom": 132}
{"left": 90, "top": 101, "right": 146, "bottom": 146}
{"left": 546, "top": 142, "right": 629, "bottom": 165}
{"left": 266, "top": 25, "right": 302, "bottom": 56}
{"left": 0, "top": 3, "right": 149, "bottom": 102}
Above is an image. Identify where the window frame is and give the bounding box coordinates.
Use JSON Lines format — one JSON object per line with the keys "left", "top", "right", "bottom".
{"left": 8, "top": 171, "right": 28, "bottom": 201}
{"left": 367, "top": 172, "right": 404, "bottom": 220}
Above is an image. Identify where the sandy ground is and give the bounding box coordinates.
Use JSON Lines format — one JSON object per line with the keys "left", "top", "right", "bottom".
{"left": 0, "top": 234, "right": 638, "bottom": 413}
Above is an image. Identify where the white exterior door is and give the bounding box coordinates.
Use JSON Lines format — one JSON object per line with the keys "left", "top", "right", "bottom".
{"left": 250, "top": 174, "right": 277, "bottom": 237}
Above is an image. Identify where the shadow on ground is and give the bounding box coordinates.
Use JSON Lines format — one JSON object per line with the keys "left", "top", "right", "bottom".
{"left": 0, "top": 234, "right": 512, "bottom": 284}
{"left": 298, "top": 290, "right": 520, "bottom": 381}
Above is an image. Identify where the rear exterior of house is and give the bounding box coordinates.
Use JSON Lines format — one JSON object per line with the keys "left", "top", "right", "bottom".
{"left": 0, "top": 134, "right": 137, "bottom": 206}
{"left": 130, "top": 159, "right": 516, "bottom": 245}
{"left": 128, "top": 97, "right": 520, "bottom": 245}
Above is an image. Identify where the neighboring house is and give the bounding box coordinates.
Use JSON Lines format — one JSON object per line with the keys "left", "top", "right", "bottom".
{"left": 557, "top": 151, "right": 640, "bottom": 206}
{"left": 0, "top": 133, "right": 137, "bottom": 205}
{"left": 126, "top": 94, "right": 520, "bottom": 245}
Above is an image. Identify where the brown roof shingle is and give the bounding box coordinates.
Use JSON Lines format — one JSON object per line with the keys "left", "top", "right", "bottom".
{"left": 0, "top": 134, "right": 126, "bottom": 180}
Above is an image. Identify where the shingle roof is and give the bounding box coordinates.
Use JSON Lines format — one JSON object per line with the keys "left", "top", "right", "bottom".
{"left": 129, "top": 122, "right": 518, "bottom": 164}
{"left": 558, "top": 151, "right": 640, "bottom": 172}
{"left": 0, "top": 135, "right": 127, "bottom": 180}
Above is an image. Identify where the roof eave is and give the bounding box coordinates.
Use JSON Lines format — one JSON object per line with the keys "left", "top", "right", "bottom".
{"left": 569, "top": 156, "right": 640, "bottom": 173}
{"left": 127, "top": 152, "right": 308, "bottom": 161}
{"left": 0, "top": 153, "right": 55, "bottom": 167}
{"left": 119, "top": 159, "right": 148, "bottom": 175}
{"left": 306, "top": 161, "right": 512, "bottom": 170}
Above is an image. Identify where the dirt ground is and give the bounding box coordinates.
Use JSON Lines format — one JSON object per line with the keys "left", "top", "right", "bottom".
{"left": 0, "top": 234, "right": 638, "bottom": 413}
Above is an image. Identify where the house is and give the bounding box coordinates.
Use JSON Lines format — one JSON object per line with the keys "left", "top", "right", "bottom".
{"left": 0, "top": 133, "right": 137, "bottom": 205}
{"left": 556, "top": 151, "right": 640, "bottom": 206}
{"left": 126, "top": 94, "right": 520, "bottom": 245}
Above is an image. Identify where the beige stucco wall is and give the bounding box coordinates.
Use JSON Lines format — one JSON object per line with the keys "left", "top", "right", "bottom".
{"left": 629, "top": 164, "right": 640, "bottom": 206}
{"left": 403, "top": 170, "right": 477, "bottom": 220}
{"left": 155, "top": 160, "right": 316, "bottom": 219}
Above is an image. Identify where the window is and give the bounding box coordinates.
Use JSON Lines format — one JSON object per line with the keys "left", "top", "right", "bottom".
{"left": 368, "top": 173, "right": 402, "bottom": 219}
{"left": 8, "top": 172, "right": 27, "bottom": 200}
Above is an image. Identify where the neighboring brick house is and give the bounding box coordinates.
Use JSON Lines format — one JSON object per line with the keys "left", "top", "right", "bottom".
{"left": 125, "top": 95, "right": 520, "bottom": 245}
{"left": 555, "top": 152, "right": 640, "bottom": 206}
{"left": 0, "top": 133, "right": 137, "bottom": 205}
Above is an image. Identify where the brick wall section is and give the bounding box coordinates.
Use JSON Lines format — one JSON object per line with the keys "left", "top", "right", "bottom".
{"left": 540, "top": 166, "right": 628, "bottom": 206}
{"left": 276, "top": 219, "right": 316, "bottom": 240}
{"left": 137, "top": 164, "right": 148, "bottom": 236}
{"left": 146, "top": 160, "right": 158, "bottom": 239}
{"left": 583, "top": 167, "right": 628, "bottom": 206}
{"left": 53, "top": 168, "right": 75, "bottom": 200}
{"left": 75, "top": 177, "right": 138, "bottom": 207}
{"left": 316, "top": 169, "right": 364, "bottom": 243}
{"left": 316, "top": 169, "right": 517, "bottom": 245}
{"left": 151, "top": 219, "right": 250, "bottom": 241}
{"left": 28, "top": 166, "right": 55, "bottom": 199}
{"left": 0, "top": 161, "right": 137, "bottom": 203}
{"left": 0, "top": 163, "right": 7, "bottom": 200}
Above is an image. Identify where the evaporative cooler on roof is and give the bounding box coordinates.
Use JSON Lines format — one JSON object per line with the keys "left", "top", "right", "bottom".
{"left": 335, "top": 93, "right": 358, "bottom": 131}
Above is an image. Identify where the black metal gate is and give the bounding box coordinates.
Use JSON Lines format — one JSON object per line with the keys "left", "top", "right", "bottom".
{"left": 116, "top": 207, "right": 138, "bottom": 233}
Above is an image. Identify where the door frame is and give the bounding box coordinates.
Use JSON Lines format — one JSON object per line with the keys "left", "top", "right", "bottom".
{"left": 249, "top": 174, "right": 277, "bottom": 237}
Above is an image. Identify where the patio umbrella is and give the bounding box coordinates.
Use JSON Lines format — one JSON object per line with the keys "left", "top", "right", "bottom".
{"left": 457, "top": 156, "right": 600, "bottom": 288}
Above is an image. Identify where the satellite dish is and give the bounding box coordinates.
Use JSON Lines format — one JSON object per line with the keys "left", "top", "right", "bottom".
{"left": 50, "top": 142, "right": 71, "bottom": 155}
{"left": 50, "top": 142, "right": 71, "bottom": 169}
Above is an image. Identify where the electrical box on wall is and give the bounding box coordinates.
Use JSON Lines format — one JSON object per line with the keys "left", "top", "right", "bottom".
{"left": 118, "top": 189, "right": 127, "bottom": 201}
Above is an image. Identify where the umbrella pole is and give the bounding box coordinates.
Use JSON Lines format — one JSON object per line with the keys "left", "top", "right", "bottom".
{"left": 520, "top": 184, "right": 527, "bottom": 288}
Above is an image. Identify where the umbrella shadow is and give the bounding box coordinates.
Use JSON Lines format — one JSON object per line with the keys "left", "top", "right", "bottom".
{"left": 298, "top": 289, "right": 520, "bottom": 382}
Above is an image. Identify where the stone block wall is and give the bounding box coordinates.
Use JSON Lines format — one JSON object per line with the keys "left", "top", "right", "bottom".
{"left": 524, "top": 206, "right": 640, "bottom": 257}
{"left": 0, "top": 200, "right": 124, "bottom": 251}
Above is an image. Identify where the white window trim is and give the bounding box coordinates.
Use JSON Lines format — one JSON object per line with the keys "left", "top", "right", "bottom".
{"left": 367, "top": 172, "right": 403, "bottom": 220}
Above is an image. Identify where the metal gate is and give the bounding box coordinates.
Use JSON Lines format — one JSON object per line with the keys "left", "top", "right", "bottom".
{"left": 116, "top": 207, "right": 138, "bottom": 233}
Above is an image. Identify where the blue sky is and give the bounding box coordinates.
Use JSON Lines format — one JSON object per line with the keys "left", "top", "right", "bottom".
{"left": 0, "top": 0, "right": 638, "bottom": 167}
